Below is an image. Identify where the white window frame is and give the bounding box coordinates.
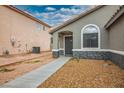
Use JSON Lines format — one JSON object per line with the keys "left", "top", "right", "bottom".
{"left": 81, "top": 24, "right": 100, "bottom": 49}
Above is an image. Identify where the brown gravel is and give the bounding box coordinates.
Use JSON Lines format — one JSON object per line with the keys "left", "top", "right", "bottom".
{"left": 39, "top": 59, "right": 124, "bottom": 88}
{"left": 0, "top": 53, "right": 55, "bottom": 85}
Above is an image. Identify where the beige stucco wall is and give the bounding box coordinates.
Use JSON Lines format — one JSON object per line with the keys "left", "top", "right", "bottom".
{"left": 52, "top": 5, "right": 120, "bottom": 50}
{"left": 0, "top": 6, "right": 51, "bottom": 55}
{"left": 108, "top": 15, "right": 124, "bottom": 51}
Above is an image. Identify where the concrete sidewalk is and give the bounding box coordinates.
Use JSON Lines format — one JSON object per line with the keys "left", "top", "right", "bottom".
{"left": 0, "top": 56, "right": 71, "bottom": 88}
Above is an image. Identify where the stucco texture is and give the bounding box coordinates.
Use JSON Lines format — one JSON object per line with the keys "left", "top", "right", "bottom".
{"left": 108, "top": 14, "right": 124, "bottom": 51}
{"left": 52, "top": 6, "right": 120, "bottom": 50}
{"left": 0, "top": 6, "right": 51, "bottom": 55}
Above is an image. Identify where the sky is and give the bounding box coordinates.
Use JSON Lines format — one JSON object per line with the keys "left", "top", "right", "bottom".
{"left": 15, "top": 5, "right": 92, "bottom": 26}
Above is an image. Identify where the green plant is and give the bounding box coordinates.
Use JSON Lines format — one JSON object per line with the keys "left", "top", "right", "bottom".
{"left": 0, "top": 67, "right": 15, "bottom": 73}
{"left": 2, "top": 50, "right": 9, "bottom": 56}
{"left": 5, "top": 50, "right": 9, "bottom": 55}
{"left": 34, "top": 60, "right": 40, "bottom": 63}
{"left": 25, "top": 60, "right": 40, "bottom": 64}
{"left": 71, "top": 57, "right": 80, "bottom": 62}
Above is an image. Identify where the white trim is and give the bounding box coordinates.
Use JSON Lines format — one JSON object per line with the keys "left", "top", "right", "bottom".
{"left": 59, "top": 48, "right": 64, "bottom": 50}
{"left": 81, "top": 24, "right": 100, "bottom": 49}
{"left": 52, "top": 48, "right": 124, "bottom": 56}
{"left": 72, "top": 49, "right": 108, "bottom": 51}
{"left": 52, "top": 48, "right": 64, "bottom": 51}
{"left": 72, "top": 49, "right": 124, "bottom": 56}
{"left": 52, "top": 49, "right": 59, "bottom": 51}
{"left": 109, "top": 49, "right": 124, "bottom": 56}
{"left": 63, "top": 35, "right": 73, "bottom": 55}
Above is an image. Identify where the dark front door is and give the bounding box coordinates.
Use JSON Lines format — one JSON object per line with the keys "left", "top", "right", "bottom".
{"left": 65, "top": 36, "right": 73, "bottom": 56}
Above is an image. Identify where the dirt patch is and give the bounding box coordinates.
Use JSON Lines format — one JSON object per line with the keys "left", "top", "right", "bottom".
{"left": 0, "top": 53, "right": 55, "bottom": 85}
{"left": 0, "top": 52, "right": 52, "bottom": 67}
{"left": 39, "top": 59, "right": 124, "bottom": 88}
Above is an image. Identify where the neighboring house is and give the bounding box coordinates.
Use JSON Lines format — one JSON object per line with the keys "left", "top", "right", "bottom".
{"left": 0, "top": 5, "right": 51, "bottom": 55}
{"left": 50, "top": 5, "right": 124, "bottom": 68}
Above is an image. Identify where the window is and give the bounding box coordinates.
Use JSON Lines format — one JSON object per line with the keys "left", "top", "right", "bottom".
{"left": 36, "top": 23, "right": 42, "bottom": 31}
{"left": 81, "top": 24, "right": 100, "bottom": 48}
{"left": 43, "top": 26, "right": 48, "bottom": 31}
{"left": 43, "top": 26, "right": 46, "bottom": 31}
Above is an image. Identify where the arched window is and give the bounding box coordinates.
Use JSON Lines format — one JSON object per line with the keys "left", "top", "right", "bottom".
{"left": 81, "top": 24, "right": 100, "bottom": 49}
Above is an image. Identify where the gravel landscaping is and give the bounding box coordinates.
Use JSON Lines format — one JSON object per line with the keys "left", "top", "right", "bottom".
{"left": 0, "top": 53, "right": 55, "bottom": 85}
{"left": 39, "top": 59, "right": 124, "bottom": 88}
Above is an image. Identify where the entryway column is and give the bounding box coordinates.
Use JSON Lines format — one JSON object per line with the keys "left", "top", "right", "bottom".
{"left": 52, "top": 33, "right": 59, "bottom": 58}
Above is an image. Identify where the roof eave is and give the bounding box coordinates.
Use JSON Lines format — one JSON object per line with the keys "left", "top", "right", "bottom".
{"left": 4, "top": 5, "right": 51, "bottom": 28}
{"left": 50, "top": 5, "right": 105, "bottom": 34}
{"left": 105, "top": 6, "right": 124, "bottom": 29}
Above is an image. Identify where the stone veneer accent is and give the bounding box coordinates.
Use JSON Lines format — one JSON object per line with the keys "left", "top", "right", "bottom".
{"left": 52, "top": 50, "right": 124, "bottom": 69}
{"left": 108, "top": 52, "right": 124, "bottom": 69}
{"left": 73, "top": 51, "right": 109, "bottom": 60}
{"left": 52, "top": 50, "right": 64, "bottom": 58}
{"left": 73, "top": 51, "right": 124, "bottom": 69}
{"left": 59, "top": 50, "right": 64, "bottom": 55}
{"left": 52, "top": 51, "right": 59, "bottom": 58}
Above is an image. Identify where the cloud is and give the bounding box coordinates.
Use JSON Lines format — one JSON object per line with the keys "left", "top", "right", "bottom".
{"left": 34, "top": 12, "right": 54, "bottom": 19}
{"left": 60, "top": 8, "right": 80, "bottom": 14}
{"left": 34, "top": 12, "right": 72, "bottom": 26}
{"left": 52, "top": 13, "right": 71, "bottom": 20}
{"left": 59, "top": 5, "right": 92, "bottom": 15}
{"left": 32, "top": 5, "right": 91, "bottom": 26}
{"left": 45, "top": 7, "right": 56, "bottom": 11}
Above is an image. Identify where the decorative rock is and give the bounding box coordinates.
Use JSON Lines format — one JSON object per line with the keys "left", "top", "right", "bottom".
{"left": 103, "top": 63, "right": 109, "bottom": 68}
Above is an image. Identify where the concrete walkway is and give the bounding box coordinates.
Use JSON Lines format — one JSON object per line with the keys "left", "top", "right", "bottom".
{"left": 0, "top": 56, "right": 71, "bottom": 88}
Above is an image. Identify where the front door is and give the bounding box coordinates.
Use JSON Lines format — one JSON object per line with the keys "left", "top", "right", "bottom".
{"left": 65, "top": 36, "right": 73, "bottom": 56}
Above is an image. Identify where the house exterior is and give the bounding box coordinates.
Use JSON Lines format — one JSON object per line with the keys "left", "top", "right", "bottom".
{"left": 105, "top": 6, "right": 124, "bottom": 68}
{"left": 0, "top": 5, "right": 51, "bottom": 55}
{"left": 50, "top": 5, "right": 124, "bottom": 68}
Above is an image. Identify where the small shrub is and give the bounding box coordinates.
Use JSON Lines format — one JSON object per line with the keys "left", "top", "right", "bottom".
{"left": 25, "top": 60, "right": 40, "bottom": 64}
{"left": 5, "top": 50, "right": 9, "bottom": 55}
{"left": 71, "top": 57, "right": 80, "bottom": 62}
{"left": 34, "top": 60, "right": 40, "bottom": 63}
{"left": 2, "top": 50, "right": 9, "bottom": 56}
{"left": 0, "top": 67, "right": 15, "bottom": 73}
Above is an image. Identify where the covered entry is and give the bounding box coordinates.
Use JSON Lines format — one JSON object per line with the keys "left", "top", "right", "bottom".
{"left": 58, "top": 31, "right": 73, "bottom": 56}
{"left": 64, "top": 36, "right": 73, "bottom": 56}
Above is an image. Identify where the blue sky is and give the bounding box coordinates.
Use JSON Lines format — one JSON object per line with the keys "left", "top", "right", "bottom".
{"left": 15, "top": 5, "right": 92, "bottom": 26}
